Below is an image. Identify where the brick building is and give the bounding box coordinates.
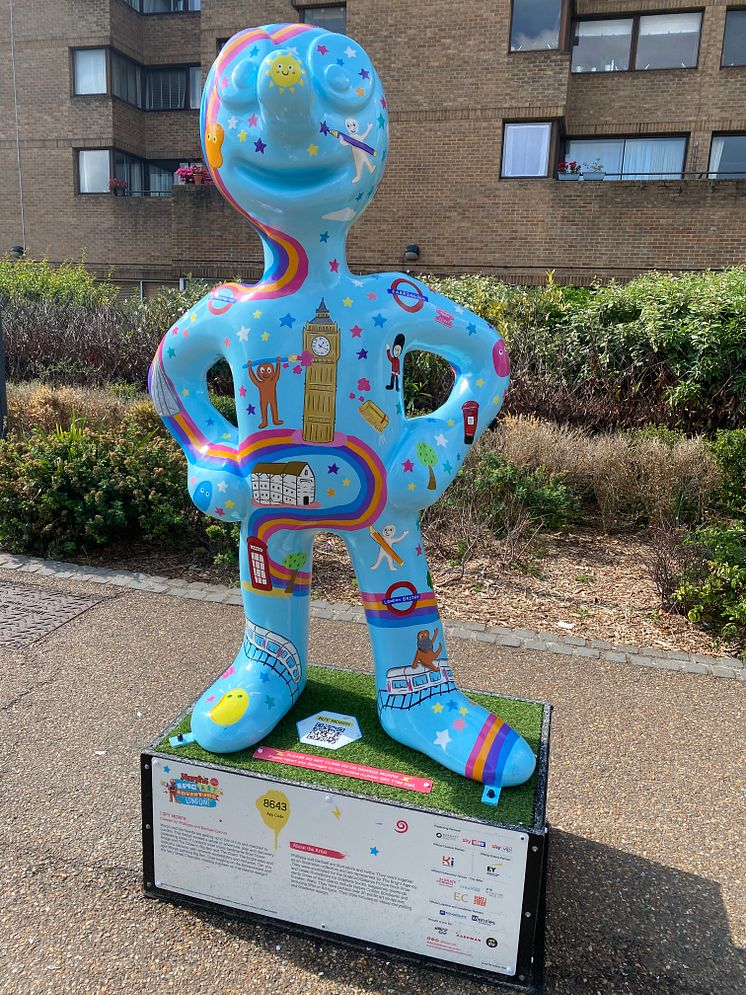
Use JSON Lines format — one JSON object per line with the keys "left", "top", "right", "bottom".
{"left": 1, "top": 0, "right": 744, "bottom": 288}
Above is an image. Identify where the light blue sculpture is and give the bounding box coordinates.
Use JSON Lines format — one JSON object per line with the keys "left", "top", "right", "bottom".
{"left": 149, "top": 22, "right": 535, "bottom": 805}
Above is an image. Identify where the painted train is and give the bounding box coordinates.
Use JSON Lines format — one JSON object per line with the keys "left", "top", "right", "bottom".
{"left": 379, "top": 660, "right": 457, "bottom": 710}
{"left": 243, "top": 619, "right": 303, "bottom": 699}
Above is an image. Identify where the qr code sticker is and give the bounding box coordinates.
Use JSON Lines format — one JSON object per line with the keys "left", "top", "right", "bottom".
{"left": 306, "top": 721, "right": 344, "bottom": 744}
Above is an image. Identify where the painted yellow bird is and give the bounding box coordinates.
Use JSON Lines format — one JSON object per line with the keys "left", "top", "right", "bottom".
{"left": 209, "top": 689, "right": 249, "bottom": 726}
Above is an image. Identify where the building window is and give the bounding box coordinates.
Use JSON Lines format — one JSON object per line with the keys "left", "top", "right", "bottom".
{"left": 146, "top": 68, "right": 187, "bottom": 110}
{"left": 709, "top": 134, "right": 746, "bottom": 177}
{"left": 124, "top": 0, "right": 201, "bottom": 12}
{"left": 635, "top": 13, "right": 702, "bottom": 70}
{"left": 502, "top": 123, "right": 552, "bottom": 177}
{"left": 572, "top": 12, "right": 702, "bottom": 73}
{"left": 572, "top": 19, "right": 633, "bottom": 72}
{"left": 564, "top": 136, "right": 687, "bottom": 179}
{"left": 723, "top": 9, "right": 746, "bottom": 66}
{"left": 189, "top": 66, "right": 202, "bottom": 109}
{"left": 299, "top": 5, "right": 346, "bottom": 32}
{"left": 78, "top": 150, "right": 110, "bottom": 193}
{"left": 73, "top": 49, "right": 107, "bottom": 94}
{"left": 510, "top": 0, "right": 563, "bottom": 52}
{"left": 111, "top": 51, "right": 142, "bottom": 106}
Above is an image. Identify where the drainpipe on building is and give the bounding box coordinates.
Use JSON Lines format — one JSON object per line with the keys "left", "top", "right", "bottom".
{"left": 0, "top": 245, "right": 25, "bottom": 440}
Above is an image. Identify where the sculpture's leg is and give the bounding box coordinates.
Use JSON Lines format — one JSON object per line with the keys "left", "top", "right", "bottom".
{"left": 189, "top": 524, "right": 313, "bottom": 753}
{"left": 343, "top": 516, "right": 536, "bottom": 802}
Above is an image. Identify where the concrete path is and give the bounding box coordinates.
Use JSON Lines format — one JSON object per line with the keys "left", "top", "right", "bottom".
{"left": 0, "top": 570, "right": 743, "bottom": 995}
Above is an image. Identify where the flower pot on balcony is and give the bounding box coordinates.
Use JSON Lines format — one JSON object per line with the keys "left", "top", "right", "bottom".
{"left": 557, "top": 172, "right": 580, "bottom": 180}
{"left": 193, "top": 171, "right": 204, "bottom": 185}
{"left": 582, "top": 171, "right": 606, "bottom": 181}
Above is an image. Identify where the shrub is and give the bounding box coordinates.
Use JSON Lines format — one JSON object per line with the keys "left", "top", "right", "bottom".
{"left": 7, "top": 383, "right": 132, "bottom": 435}
{"left": 0, "top": 257, "right": 117, "bottom": 307}
{"left": 0, "top": 422, "right": 192, "bottom": 559}
{"left": 653, "top": 523, "right": 746, "bottom": 646}
{"left": 710, "top": 429, "right": 746, "bottom": 519}
{"left": 467, "top": 451, "right": 578, "bottom": 531}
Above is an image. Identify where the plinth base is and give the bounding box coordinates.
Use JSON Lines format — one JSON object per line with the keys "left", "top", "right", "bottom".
{"left": 141, "top": 665, "right": 551, "bottom": 991}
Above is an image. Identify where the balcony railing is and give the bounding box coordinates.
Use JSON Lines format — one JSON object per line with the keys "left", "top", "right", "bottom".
{"left": 557, "top": 170, "right": 746, "bottom": 181}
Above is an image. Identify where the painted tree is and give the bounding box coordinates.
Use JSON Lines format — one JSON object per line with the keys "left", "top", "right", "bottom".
{"left": 283, "top": 551, "right": 307, "bottom": 594}
{"left": 416, "top": 441, "right": 438, "bottom": 490}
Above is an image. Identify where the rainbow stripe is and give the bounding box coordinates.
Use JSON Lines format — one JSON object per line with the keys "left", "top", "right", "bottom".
{"left": 465, "top": 714, "right": 519, "bottom": 785}
{"left": 361, "top": 590, "right": 439, "bottom": 629}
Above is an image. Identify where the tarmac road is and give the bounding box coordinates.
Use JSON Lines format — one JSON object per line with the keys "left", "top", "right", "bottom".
{"left": 0, "top": 571, "right": 743, "bottom": 995}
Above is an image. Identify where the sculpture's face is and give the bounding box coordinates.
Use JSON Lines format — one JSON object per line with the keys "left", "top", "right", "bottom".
{"left": 200, "top": 24, "right": 389, "bottom": 227}
{"left": 256, "top": 363, "right": 275, "bottom": 381}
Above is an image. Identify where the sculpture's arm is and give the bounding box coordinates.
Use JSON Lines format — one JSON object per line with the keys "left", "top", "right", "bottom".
{"left": 386, "top": 279, "right": 509, "bottom": 510}
{"left": 148, "top": 301, "right": 246, "bottom": 491}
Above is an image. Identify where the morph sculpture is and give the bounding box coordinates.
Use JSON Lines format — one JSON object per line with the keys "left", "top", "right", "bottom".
{"left": 149, "top": 22, "right": 535, "bottom": 804}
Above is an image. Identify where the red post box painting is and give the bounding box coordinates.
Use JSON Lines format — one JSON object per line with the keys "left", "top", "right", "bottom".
{"left": 462, "top": 400, "right": 480, "bottom": 445}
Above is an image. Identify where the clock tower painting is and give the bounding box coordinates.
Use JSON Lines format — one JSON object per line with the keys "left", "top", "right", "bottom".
{"left": 302, "top": 299, "right": 341, "bottom": 443}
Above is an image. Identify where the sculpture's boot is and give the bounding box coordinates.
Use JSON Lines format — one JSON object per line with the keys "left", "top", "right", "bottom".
{"left": 344, "top": 520, "right": 536, "bottom": 804}
{"left": 187, "top": 525, "right": 314, "bottom": 753}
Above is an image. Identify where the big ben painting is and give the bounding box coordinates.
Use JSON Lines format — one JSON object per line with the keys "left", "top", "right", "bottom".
{"left": 302, "top": 299, "right": 341, "bottom": 443}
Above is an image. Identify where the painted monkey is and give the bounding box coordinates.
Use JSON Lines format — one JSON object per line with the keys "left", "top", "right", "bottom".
{"left": 412, "top": 628, "right": 442, "bottom": 672}
{"left": 248, "top": 358, "right": 283, "bottom": 428}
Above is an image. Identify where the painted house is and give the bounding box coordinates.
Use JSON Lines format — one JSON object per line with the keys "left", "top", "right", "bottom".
{"left": 251, "top": 461, "right": 316, "bottom": 507}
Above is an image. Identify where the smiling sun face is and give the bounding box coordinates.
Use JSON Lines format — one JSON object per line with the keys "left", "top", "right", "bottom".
{"left": 267, "top": 54, "right": 304, "bottom": 93}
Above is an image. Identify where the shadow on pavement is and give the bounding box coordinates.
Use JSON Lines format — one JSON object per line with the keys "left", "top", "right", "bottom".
{"left": 181, "top": 827, "right": 743, "bottom": 995}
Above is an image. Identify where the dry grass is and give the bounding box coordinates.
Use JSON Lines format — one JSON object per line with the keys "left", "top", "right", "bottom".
{"left": 6, "top": 383, "right": 136, "bottom": 435}
{"left": 484, "top": 415, "right": 720, "bottom": 529}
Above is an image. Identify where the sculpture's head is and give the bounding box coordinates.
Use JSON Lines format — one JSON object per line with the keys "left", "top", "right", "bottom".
{"left": 201, "top": 23, "right": 389, "bottom": 232}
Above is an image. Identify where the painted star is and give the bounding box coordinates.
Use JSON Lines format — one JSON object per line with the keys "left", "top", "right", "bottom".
{"left": 416, "top": 545, "right": 422, "bottom": 555}
{"left": 407, "top": 482, "right": 416, "bottom": 491}
{"left": 447, "top": 418, "right": 455, "bottom": 427}
{"left": 320, "top": 120, "right": 330, "bottom": 135}
{"left": 402, "top": 459, "right": 414, "bottom": 472}
{"left": 396, "top": 403, "right": 403, "bottom": 415}
{"left": 221, "top": 433, "right": 230, "bottom": 440}
{"left": 432, "top": 702, "right": 444, "bottom": 714}
{"left": 336, "top": 58, "right": 344, "bottom": 66}
{"left": 356, "top": 86, "right": 365, "bottom": 96}
{"left": 225, "top": 500, "right": 235, "bottom": 509}
{"left": 265, "top": 695, "right": 275, "bottom": 708}
{"left": 442, "top": 460, "right": 453, "bottom": 475}
{"left": 217, "top": 481, "right": 228, "bottom": 493}
{"left": 342, "top": 297, "right": 353, "bottom": 307}
{"left": 446, "top": 700, "right": 458, "bottom": 712}
{"left": 238, "top": 130, "right": 248, "bottom": 142}
{"left": 342, "top": 478, "right": 350, "bottom": 487}
{"left": 359, "top": 68, "right": 370, "bottom": 79}
{"left": 224, "top": 337, "right": 231, "bottom": 348}
{"left": 434, "top": 729, "right": 451, "bottom": 751}
{"left": 453, "top": 718, "right": 466, "bottom": 732}
{"left": 246, "top": 404, "right": 256, "bottom": 415}
{"left": 261, "top": 331, "right": 270, "bottom": 341}
{"left": 254, "top": 138, "right": 267, "bottom": 153}
{"left": 475, "top": 377, "right": 485, "bottom": 388}
{"left": 260, "top": 671, "right": 270, "bottom": 683}
{"left": 435, "top": 432, "right": 448, "bottom": 448}
{"left": 367, "top": 291, "right": 377, "bottom": 300}
{"left": 319, "top": 231, "right": 330, "bottom": 242}
{"left": 466, "top": 322, "right": 477, "bottom": 336}
{"left": 328, "top": 463, "right": 339, "bottom": 474}
{"left": 228, "top": 115, "right": 238, "bottom": 129}
{"left": 345, "top": 46, "right": 357, "bottom": 58}
{"left": 163, "top": 766, "right": 170, "bottom": 773}
{"left": 327, "top": 487, "right": 335, "bottom": 497}
{"left": 381, "top": 96, "right": 387, "bottom": 109}
{"left": 237, "top": 325, "right": 249, "bottom": 341}
{"left": 239, "top": 385, "right": 247, "bottom": 397}
{"left": 493, "top": 394, "right": 502, "bottom": 405}
{"left": 329, "top": 258, "right": 339, "bottom": 273}
{"left": 307, "top": 143, "right": 319, "bottom": 156}
{"left": 249, "top": 46, "right": 259, "bottom": 57}
{"left": 357, "top": 348, "right": 368, "bottom": 359}
{"left": 181, "top": 388, "right": 189, "bottom": 397}
{"left": 280, "top": 313, "right": 295, "bottom": 327}
{"left": 167, "top": 347, "right": 175, "bottom": 358}
{"left": 247, "top": 113, "right": 258, "bottom": 127}
{"left": 459, "top": 706, "right": 469, "bottom": 716}
{"left": 373, "top": 313, "right": 387, "bottom": 327}
{"left": 378, "top": 113, "right": 386, "bottom": 129}
{"left": 206, "top": 418, "right": 214, "bottom": 427}
{"left": 356, "top": 190, "right": 365, "bottom": 201}
{"left": 253, "top": 309, "right": 262, "bottom": 319}
{"left": 352, "top": 279, "right": 364, "bottom": 287}
{"left": 317, "top": 43, "right": 329, "bottom": 55}
{"left": 350, "top": 325, "right": 363, "bottom": 338}
{"left": 370, "top": 846, "right": 379, "bottom": 856}
{"left": 215, "top": 507, "right": 225, "bottom": 516}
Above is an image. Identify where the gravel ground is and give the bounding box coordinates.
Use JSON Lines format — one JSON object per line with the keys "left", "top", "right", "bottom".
{"left": 1, "top": 570, "right": 743, "bottom": 995}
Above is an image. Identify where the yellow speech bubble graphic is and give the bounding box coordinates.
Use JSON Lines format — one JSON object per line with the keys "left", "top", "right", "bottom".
{"left": 256, "top": 789, "right": 290, "bottom": 849}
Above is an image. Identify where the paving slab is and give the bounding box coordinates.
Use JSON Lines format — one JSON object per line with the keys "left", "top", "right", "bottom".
{"left": 0, "top": 569, "right": 743, "bottom": 995}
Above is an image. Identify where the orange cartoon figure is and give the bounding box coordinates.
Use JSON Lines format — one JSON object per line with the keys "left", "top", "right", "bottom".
{"left": 205, "top": 121, "right": 224, "bottom": 169}
{"left": 248, "top": 358, "right": 283, "bottom": 428}
{"left": 412, "top": 628, "right": 442, "bottom": 672}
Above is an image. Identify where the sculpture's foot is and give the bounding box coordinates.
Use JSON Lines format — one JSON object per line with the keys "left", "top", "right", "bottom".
{"left": 378, "top": 678, "right": 535, "bottom": 799}
{"left": 190, "top": 648, "right": 305, "bottom": 755}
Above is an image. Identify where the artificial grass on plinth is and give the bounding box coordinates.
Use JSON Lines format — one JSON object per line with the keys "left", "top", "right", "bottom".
{"left": 156, "top": 665, "right": 544, "bottom": 826}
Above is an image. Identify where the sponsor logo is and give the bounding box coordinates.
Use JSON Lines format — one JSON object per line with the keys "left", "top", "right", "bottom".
{"left": 436, "top": 877, "right": 455, "bottom": 887}
{"left": 455, "top": 933, "right": 482, "bottom": 943}
{"left": 462, "top": 838, "right": 486, "bottom": 848}
{"left": 434, "top": 925, "right": 448, "bottom": 935}
{"left": 438, "top": 909, "right": 468, "bottom": 920}
{"left": 486, "top": 937, "right": 499, "bottom": 949}
{"left": 454, "top": 891, "right": 472, "bottom": 904}
{"left": 435, "top": 307, "right": 454, "bottom": 327}
{"left": 473, "top": 895, "right": 488, "bottom": 907}
{"left": 486, "top": 864, "right": 502, "bottom": 875}
{"left": 472, "top": 914, "right": 496, "bottom": 926}
{"left": 388, "top": 278, "right": 428, "bottom": 312}
{"left": 442, "top": 855, "right": 455, "bottom": 867}
{"left": 165, "top": 773, "right": 222, "bottom": 808}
